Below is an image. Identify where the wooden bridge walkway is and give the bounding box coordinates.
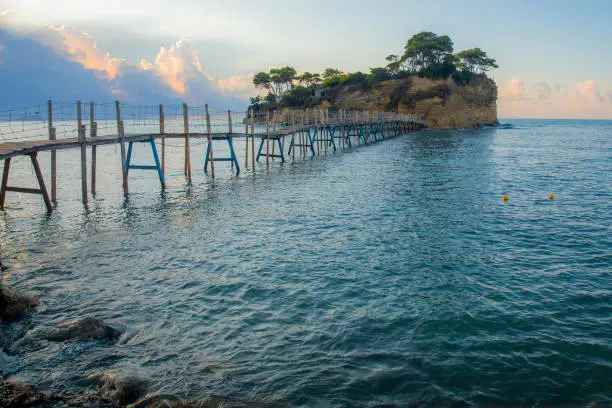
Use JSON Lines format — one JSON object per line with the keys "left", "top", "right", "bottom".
{"left": 0, "top": 101, "right": 427, "bottom": 213}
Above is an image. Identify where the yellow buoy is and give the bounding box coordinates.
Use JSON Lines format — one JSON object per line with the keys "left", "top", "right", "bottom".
{"left": 503, "top": 194, "right": 509, "bottom": 201}
{"left": 549, "top": 193, "right": 554, "bottom": 200}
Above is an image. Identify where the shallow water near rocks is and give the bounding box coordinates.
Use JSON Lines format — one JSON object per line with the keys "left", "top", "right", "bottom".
{"left": 1, "top": 119, "right": 611, "bottom": 407}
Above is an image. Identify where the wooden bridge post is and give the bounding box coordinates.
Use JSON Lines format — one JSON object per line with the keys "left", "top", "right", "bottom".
{"left": 265, "top": 111, "right": 270, "bottom": 167}
{"left": 183, "top": 103, "right": 192, "bottom": 182}
{"left": 228, "top": 110, "right": 234, "bottom": 170}
{"left": 0, "top": 159, "right": 10, "bottom": 209}
{"left": 90, "top": 102, "right": 97, "bottom": 195}
{"left": 271, "top": 111, "right": 276, "bottom": 156}
{"left": 77, "top": 101, "right": 88, "bottom": 204}
{"left": 340, "top": 109, "right": 345, "bottom": 149}
{"left": 245, "top": 110, "right": 249, "bottom": 169}
{"left": 304, "top": 109, "right": 309, "bottom": 156}
{"left": 115, "top": 101, "right": 128, "bottom": 197}
{"left": 30, "top": 153, "right": 52, "bottom": 213}
{"left": 250, "top": 110, "right": 255, "bottom": 170}
{"left": 47, "top": 100, "right": 57, "bottom": 203}
{"left": 299, "top": 111, "right": 304, "bottom": 157}
{"left": 159, "top": 105, "right": 165, "bottom": 176}
{"left": 291, "top": 111, "right": 296, "bottom": 160}
{"left": 205, "top": 104, "right": 215, "bottom": 177}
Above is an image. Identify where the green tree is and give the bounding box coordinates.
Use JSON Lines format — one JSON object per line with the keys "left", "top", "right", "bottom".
{"left": 454, "top": 48, "right": 498, "bottom": 75}
{"left": 297, "top": 72, "right": 322, "bottom": 88}
{"left": 270, "top": 66, "right": 297, "bottom": 94}
{"left": 385, "top": 54, "right": 401, "bottom": 75}
{"left": 283, "top": 86, "right": 313, "bottom": 107}
{"left": 322, "top": 68, "right": 342, "bottom": 79}
{"left": 367, "top": 67, "right": 392, "bottom": 86}
{"left": 253, "top": 66, "right": 297, "bottom": 96}
{"left": 253, "top": 72, "right": 273, "bottom": 94}
{"left": 400, "top": 32, "right": 454, "bottom": 75}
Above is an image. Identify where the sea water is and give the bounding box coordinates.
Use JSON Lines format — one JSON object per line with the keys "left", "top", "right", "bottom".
{"left": 0, "top": 119, "right": 610, "bottom": 406}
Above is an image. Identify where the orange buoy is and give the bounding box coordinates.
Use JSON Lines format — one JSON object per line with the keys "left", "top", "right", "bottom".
{"left": 503, "top": 194, "right": 509, "bottom": 201}
{"left": 549, "top": 193, "right": 554, "bottom": 200}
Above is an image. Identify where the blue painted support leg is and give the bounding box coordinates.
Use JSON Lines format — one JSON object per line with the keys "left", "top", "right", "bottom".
{"left": 276, "top": 138, "right": 285, "bottom": 163}
{"left": 126, "top": 142, "right": 134, "bottom": 174}
{"left": 345, "top": 125, "right": 352, "bottom": 148}
{"left": 256, "top": 137, "right": 265, "bottom": 162}
{"left": 204, "top": 140, "right": 211, "bottom": 172}
{"left": 287, "top": 134, "right": 294, "bottom": 155}
{"left": 329, "top": 128, "right": 337, "bottom": 152}
{"left": 228, "top": 137, "right": 240, "bottom": 173}
{"left": 307, "top": 130, "right": 316, "bottom": 156}
{"left": 149, "top": 140, "right": 165, "bottom": 188}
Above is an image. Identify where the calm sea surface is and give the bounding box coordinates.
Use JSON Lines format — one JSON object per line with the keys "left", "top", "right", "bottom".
{"left": 1, "top": 119, "right": 611, "bottom": 406}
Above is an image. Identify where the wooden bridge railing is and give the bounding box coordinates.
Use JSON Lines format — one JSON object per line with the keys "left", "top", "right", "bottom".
{"left": 0, "top": 101, "right": 426, "bottom": 144}
{"left": 0, "top": 100, "right": 427, "bottom": 213}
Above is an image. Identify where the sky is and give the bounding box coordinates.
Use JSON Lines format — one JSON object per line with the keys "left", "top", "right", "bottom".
{"left": 1, "top": 0, "right": 611, "bottom": 117}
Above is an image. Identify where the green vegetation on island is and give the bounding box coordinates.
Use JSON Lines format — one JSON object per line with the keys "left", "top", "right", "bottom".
{"left": 248, "top": 32, "right": 498, "bottom": 128}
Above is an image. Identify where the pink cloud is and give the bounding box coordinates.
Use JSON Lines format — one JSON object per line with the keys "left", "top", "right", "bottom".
{"left": 498, "top": 77, "right": 612, "bottom": 119}
{"left": 498, "top": 76, "right": 527, "bottom": 101}
{"left": 534, "top": 82, "right": 552, "bottom": 102}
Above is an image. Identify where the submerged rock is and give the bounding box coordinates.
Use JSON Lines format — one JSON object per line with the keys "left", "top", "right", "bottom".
{"left": 90, "top": 373, "right": 148, "bottom": 406}
{"left": 0, "top": 286, "right": 39, "bottom": 321}
{"left": 45, "top": 317, "right": 122, "bottom": 342}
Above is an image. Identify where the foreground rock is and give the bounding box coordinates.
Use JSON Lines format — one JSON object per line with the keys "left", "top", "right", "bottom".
{"left": 0, "top": 379, "right": 64, "bottom": 407}
{"left": 0, "top": 286, "right": 39, "bottom": 321}
{"left": 91, "top": 373, "right": 148, "bottom": 406}
{"left": 45, "top": 317, "right": 122, "bottom": 342}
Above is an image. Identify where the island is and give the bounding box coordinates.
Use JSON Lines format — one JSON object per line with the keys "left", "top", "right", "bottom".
{"left": 248, "top": 32, "right": 499, "bottom": 129}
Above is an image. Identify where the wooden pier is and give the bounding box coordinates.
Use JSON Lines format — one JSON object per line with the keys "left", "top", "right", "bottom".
{"left": 0, "top": 101, "right": 427, "bottom": 213}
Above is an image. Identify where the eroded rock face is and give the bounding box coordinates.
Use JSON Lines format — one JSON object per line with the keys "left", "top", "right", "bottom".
{"left": 45, "top": 317, "right": 122, "bottom": 342}
{"left": 0, "top": 286, "right": 39, "bottom": 321}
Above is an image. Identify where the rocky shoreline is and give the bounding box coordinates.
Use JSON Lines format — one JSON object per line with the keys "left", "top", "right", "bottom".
{"left": 0, "top": 282, "right": 253, "bottom": 408}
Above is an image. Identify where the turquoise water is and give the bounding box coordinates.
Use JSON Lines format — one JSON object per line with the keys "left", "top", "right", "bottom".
{"left": 1, "top": 119, "right": 611, "bottom": 406}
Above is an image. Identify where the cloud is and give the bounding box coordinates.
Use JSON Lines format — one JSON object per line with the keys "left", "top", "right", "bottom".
{"left": 534, "top": 82, "right": 552, "bottom": 102}
{"left": 0, "top": 32, "right": 112, "bottom": 108}
{"left": 49, "top": 26, "right": 126, "bottom": 79}
{"left": 0, "top": 10, "right": 251, "bottom": 108}
{"left": 573, "top": 79, "right": 603, "bottom": 102}
{"left": 498, "top": 77, "right": 612, "bottom": 119}
{"left": 498, "top": 76, "right": 527, "bottom": 101}
{"left": 140, "top": 39, "right": 205, "bottom": 94}
{"left": 216, "top": 73, "right": 257, "bottom": 98}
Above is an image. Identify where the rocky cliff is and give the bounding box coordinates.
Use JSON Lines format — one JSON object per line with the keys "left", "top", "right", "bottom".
{"left": 317, "top": 76, "right": 498, "bottom": 129}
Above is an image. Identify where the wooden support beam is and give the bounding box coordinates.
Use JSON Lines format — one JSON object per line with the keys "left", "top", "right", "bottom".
{"left": 116, "top": 101, "right": 128, "bottom": 197}
{"left": 77, "top": 101, "right": 88, "bottom": 204}
{"left": 250, "top": 110, "right": 255, "bottom": 170}
{"left": 266, "top": 111, "right": 270, "bottom": 167}
{"left": 0, "top": 159, "right": 10, "bottom": 209}
{"left": 205, "top": 104, "right": 215, "bottom": 177}
{"left": 159, "top": 104, "right": 165, "bottom": 176}
{"left": 90, "top": 102, "right": 97, "bottom": 195}
{"left": 5, "top": 187, "right": 42, "bottom": 194}
{"left": 228, "top": 110, "right": 233, "bottom": 170}
{"left": 1, "top": 155, "right": 52, "bottom": 213}
{"left": 183, "top": 103, "right": 191, "bottom": 182}
{"left": 30, "top": 153, "right": 53, "bottom": 213}
{"left": 48, "top": 100, "right": 57, "bottom": 203}
{"left": 245, "top": 111, "right": 249, "bottom": 169}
